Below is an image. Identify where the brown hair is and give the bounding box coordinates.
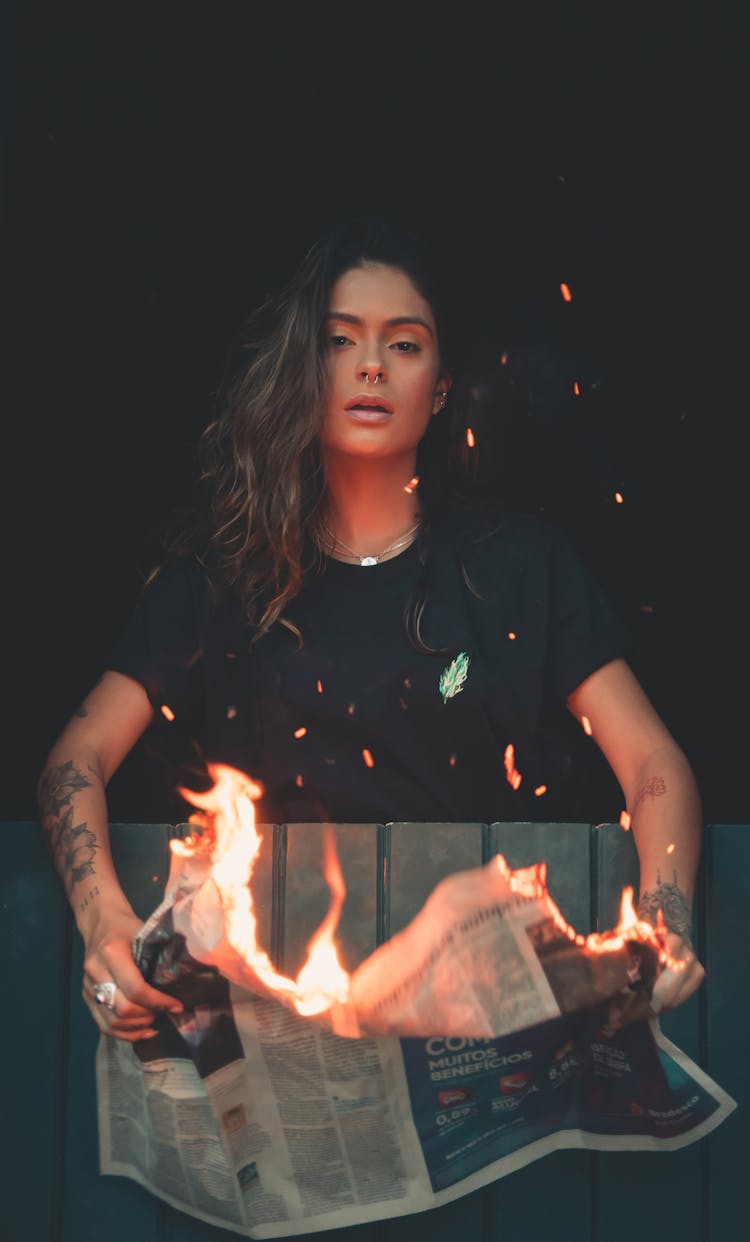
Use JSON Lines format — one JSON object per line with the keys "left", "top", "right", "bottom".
{"left": 162, "top": 216, "right": 508, "bottom": 651}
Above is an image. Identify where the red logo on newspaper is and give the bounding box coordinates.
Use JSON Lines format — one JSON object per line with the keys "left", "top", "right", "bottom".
{"left": 498, "top": 1072, "right": 533, "bottom": 1095}
{"left": 438, "top": 1088, "right": 474, "bottom": 1107}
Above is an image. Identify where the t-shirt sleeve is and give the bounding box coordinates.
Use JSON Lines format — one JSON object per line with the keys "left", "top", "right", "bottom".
{"left": 106, "top": 558, "right": 209, "bottom": 730}
{"left": 547, "top": 527, "right": 634, "bottom": 701}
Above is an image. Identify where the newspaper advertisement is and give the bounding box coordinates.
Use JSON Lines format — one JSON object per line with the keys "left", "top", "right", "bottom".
{"left": 97, "top": 844, "right": 736, "bottom": 1239}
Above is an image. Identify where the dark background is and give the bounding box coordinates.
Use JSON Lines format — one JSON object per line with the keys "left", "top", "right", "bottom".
{"left": 2, "top": 2, "right": 746, "bottom": 825}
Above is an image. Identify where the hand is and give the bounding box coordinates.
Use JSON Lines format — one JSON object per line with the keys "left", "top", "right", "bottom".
{"left": 83, "top": 908, "right": 184, "bottom": 1042}
{"left": 650, "top": 932, "right": 706, "bottom": 1012}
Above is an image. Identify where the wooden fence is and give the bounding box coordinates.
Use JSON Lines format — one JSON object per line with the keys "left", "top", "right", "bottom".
{"left": 2, "top": 820, "right": 746, "bottom": 1241}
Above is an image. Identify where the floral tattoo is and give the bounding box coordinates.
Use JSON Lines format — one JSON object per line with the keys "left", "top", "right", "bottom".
{"left": 39, "top": 760, "right": 98, "bottom": 896}
{"left": 637, "top": 873, "right": 693, "bottom": 950}
{"left": 633, "top": 776, "right": 667, "bottom": 812}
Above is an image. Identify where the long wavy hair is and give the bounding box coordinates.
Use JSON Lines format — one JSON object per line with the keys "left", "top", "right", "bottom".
{"left": 162, "top": 216, "right": 514, "bottom": 652}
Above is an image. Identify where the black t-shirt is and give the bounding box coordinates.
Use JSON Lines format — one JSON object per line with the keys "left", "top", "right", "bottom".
{"left": 107, "top": 507, "right": 632, "bottom": 825}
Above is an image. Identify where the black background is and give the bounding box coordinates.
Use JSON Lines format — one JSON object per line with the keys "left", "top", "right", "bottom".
{"left": 2, "top": 2, "right": 746, "bottom": 824}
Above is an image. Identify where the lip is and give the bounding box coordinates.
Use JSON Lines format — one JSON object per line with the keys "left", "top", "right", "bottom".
{"left": 344, "top": 393, "right": 395, "bottom": 415}
{"left": 345, "top": 408, "right": 394, "bottom": 424}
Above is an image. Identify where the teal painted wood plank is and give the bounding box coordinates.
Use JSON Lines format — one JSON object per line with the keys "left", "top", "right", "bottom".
{"left": 706, "top": 824, "right": 748, "bottom": 1242}
{"left": 388, "top": 822, "right": 485, "bottom": 936}
{"left": 283, "top": 822, "right": 379, "bottom": 975}
{"left": 385, "top": 824, "right": 486, "bottom": 1242}
{"left": 1, "top": 821, "right": 70, "bottom": 1241}
{"left": 61, "top": 824, "right": 172, "bottom": 1242}
{"left": 594, "top": 823, "right": 703, "bottom": 1242}
{"left": 492, "top": 820, "right": 592, "bottom": 932}
{"left": 481, "top": 822, "right": 594, "bottom": 1242}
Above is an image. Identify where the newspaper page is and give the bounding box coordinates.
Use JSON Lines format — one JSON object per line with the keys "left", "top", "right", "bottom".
{"left": 97, "top": 848, "right": 736, "bottom": 1239}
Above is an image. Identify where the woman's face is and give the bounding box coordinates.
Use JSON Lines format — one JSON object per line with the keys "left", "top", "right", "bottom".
{"left": 320, "top": 262, "right": 450, "bottom": 460}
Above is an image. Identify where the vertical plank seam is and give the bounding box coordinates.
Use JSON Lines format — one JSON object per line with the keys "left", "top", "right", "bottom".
{"left": 55, "top": 904, "right": 73, "bottom": 1242}
{"left": 589, "top": 822, "right": 601, "bottom": 1242}
{"left": 481, "top": 822, "right": 490, "bottom": 865}
{"left": 379, "top": 824, "right": 391, "bottom": 943}
{"left": 699, "top": 823, "right": 712, "bottom": 1241}
{"left": 159, "top": 825, "right": 175, "bottom": 1242}
{"left": 273, "top": 824, "right": 287, "bottom": 971}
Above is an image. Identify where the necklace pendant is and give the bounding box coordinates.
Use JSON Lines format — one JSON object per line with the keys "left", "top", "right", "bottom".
{"left": 360, "top": 555, "right": 379, "bottom": 567}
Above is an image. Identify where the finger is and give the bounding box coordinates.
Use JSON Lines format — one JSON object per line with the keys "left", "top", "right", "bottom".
{"left": 90, "top": 947, "right": 184, "bottom": 1015}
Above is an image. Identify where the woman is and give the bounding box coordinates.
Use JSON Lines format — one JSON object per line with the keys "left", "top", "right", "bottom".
{"left": 37, "top": 216, "right": 704, "bottom": 1045}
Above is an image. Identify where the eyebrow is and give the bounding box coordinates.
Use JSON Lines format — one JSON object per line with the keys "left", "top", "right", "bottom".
{"left": 326, "top": 311, "right": 434, "bottom": 337}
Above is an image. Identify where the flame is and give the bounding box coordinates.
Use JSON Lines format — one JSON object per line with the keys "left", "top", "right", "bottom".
{"left": 620, "top": 810, "right": 632, "bottom": 831}
{"left": 494, "top": 855, "right": 684, "bottom": 970}
{"left": 615, "top": 491, "right": 624, "bottom": 504}
{"left": 534, "top": 785, "right": 547, "bottom": 797}
{"left": 294, "top": 727, "right": 307, "bottom": 739}
{"left": 362, "top": 748, "right": 374, "bottom": 768}
{"left": 160, "top": 704, "right": 175, "bottom": 722}
{"left": 501, "top": 351, "right": 508, "bottom": 365}
{"left": 175, "top": 765, "right": 351, "bottom": 1016}
{"left": 666, "top": 842, "right": 675, "bottom": 854}
{"left": 573, "top": 381, "right": 580, "bottom": 396}
{"left": 504, "top": 743, "right": 523, "bottom": 791}
{"left": 404, "top": 475, "right": 420, "bottom": 494}
{"left": 466, "top": 427, "right": 475, "bottom": 447}
{"left": 560, "top": 282, "right": 572, "bottom": 302}
{"left": 581, "top": 715, "right": 593, "bottom": 736}
{"left": 507, "top": 631, "right": 517, "bottom": 641}
{"left": 294, "top": 831, "right": 350, "bottom": 1014}
{"left": 316, "top": 679, "right": 323, "bottom": 694}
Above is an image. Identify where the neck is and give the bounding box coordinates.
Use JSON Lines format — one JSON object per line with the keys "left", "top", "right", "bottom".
{"left": 322, "top": 450, "right": 422, "bottom": 556}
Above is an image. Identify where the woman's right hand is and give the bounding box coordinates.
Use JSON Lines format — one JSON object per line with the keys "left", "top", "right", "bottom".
{"left": 82, "top": 908, "right": 184, "bottom": 1042}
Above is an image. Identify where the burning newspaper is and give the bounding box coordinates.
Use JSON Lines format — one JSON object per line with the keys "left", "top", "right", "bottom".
{"left": 97, "top": 767, "right": 735, "bottom": 1238}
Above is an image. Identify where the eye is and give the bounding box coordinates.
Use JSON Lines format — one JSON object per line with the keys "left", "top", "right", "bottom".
{"left": 329, "top": 334, "right": 353, "bottom": 347}
{"left": 391, "top": 341, "right": 421, "bottom": 353}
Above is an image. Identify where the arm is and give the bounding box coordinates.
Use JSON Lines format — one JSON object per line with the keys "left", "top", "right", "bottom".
{"left": 566, "top": 657, "right": 705, "bottom": 1008}
{"left": 38, "top": 671, "right": 184, "bottom": 1039}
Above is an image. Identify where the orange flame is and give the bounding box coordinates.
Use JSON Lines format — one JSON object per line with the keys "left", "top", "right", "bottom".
{"left": 495, "top": 854, "right": 683, "bottom": 970}
{"left": 294, "top": 727, "right": 307, "bottom": 739}
{"left": 615, "top": 491, "right": 624, "bottom": 504}
{"left": 160, "top": 704, "right": 175, "bottom": 722}
{"left": 573, "top": 381, "right": 580, "bottom": 396}
{"left": 581, "top": 715, "right": 593, "bottom": 736}
{"left": 404, "top": 475, "right": 420, "bottom": 494}
{"left": 316, "top": 679, "right": 323, "bottom": 694}
{"left": 507, "top": 631, "right": 517, "bottom": 641}
{"left": 534, "top": 785, "right": 547, "bottom": 797}
{"left": 175, "top": 765, "right": 350, "bottom": 1016}
{"left": 504, "top": 743, "right": 523, "bottom": 791}
{"left": 620, "top": 810, "right": 632, "bottom": 831}
{"left": 501, "top": 351, "right": 509, "bottom": 365}
{"left": 362, "top": 748, "right": 374, "bottom": 768}
{"left": 560, "top": 282, "right": 572, "bottom": 302}
{"left": 466, "top": 427, "right": 475, "bottom": 447}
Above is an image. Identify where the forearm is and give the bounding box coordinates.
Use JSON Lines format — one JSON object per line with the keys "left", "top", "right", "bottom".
{"left": 626, "top": 743, "right": 702, "bottom": 945}
{"left": 37, "top": 741, "right": 135, "bottom": 938}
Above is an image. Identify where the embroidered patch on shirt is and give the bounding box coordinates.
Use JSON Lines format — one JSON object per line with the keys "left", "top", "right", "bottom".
{"left": 439, "top": 651, "right": 470, "bottom": 703}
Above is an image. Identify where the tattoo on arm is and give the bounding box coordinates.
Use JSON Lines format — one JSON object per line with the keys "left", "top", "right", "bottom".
{"left": 633, "top": 776, "right": 666, "bottom": 812}
{"left": 38, "top": 760, "right": 99, "bottom": 896}
{"left": 637, "top": 872, "right": 694, "bottom": 950}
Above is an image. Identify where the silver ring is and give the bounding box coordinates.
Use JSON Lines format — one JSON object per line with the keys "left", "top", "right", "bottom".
{"left": 94, "top": 981, "right": 117, "bottom": 1010}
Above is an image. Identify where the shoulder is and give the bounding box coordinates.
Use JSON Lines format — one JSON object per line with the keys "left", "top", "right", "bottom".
{"left": 438, "top": 501, "right": 563, "bottom": 562}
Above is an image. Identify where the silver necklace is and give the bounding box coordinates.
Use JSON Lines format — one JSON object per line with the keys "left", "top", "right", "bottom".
{"left": 323, "top": 521, "right": 422, "bottom": 566}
